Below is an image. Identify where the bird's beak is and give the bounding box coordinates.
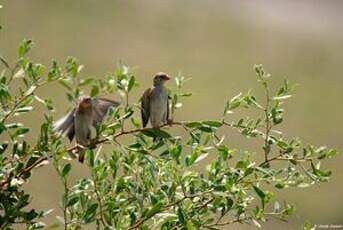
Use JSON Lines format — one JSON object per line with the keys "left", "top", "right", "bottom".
{"left": 163, "top": 75, "right": 171, "bottom": 81}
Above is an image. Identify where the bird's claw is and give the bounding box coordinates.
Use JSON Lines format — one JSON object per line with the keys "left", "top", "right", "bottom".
{"left": 72, "top": 144, "right": 86, "bottom": 153}
{"left": 89, "top": 139, "right": 97, "bottom": 149}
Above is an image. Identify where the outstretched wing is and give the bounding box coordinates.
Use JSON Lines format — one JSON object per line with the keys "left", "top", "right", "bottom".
{"left": 53, "top": 108, "right": 76, "bottom": 142}
{"left": 141, "top": 88, "right": 151, "bottom": 128}
{"left": 92, "top": 97, "right": 120, "bottom": 126}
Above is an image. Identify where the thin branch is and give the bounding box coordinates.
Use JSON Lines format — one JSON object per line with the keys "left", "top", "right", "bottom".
{"left": 121, "top": 91, "right": 129, "bottom": 132}
{"left": 92, "top": 172, "right": 106, "bottom": 227}
{"left": 259, "top": 154, "right": 314, "bottom": 167}
{"left": 205, "top": 216, "right": 252, "bottom": 228}
{"left": 195, "top": 197, "right": 215, "bottom": 211}
{"left": 67, "top": 121, "right": 185, "bottom": 153}
{"left": 0, "top": 118, "right": 271, "bottom": 190}
{"left": 0, "top": 57, "right": 20, "bottom": 84}
{"left": 0, "top": 154, "right": 48, "bottom": 189}
{"left": 263, "top": 83, "right": 271, "bottom": 162}
{"left": 62, "top": 178, "right": 69, "bottom": 230}
{"left": 0, "top": 121, "right": 185, "bottom": 190}
{"left": 1, "top": 80, "right": 48, "bottom": 123}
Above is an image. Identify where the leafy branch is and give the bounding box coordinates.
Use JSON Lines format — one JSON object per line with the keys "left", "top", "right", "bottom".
{"left": 0, "top": 40, "right": 339, "bottom": 230}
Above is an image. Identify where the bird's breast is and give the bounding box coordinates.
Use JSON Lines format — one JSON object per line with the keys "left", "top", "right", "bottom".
{"left": 149, "top": 87, "right": 168, "bottom": 128}
{"left": 74, "top": 111, "right": 92, "bottom": 144}
{"left": 150, "top": 87, "right": 168, "bottom": 110}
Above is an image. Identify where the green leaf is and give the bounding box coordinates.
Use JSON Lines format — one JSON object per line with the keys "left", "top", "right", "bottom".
{"left": 90, "top": 85, "right": 99, "bottom": 97}
{"left": 311, "top": 163, "right": 332, "bottom": 178}
{"left": 186, "top": 220, "right": 195, "bottom": 230}
{"left": 130, "top": 117, "right": 141, "bottom": 128}
{"left": 13, "top": 127, "right": 30, "bottom": 137}
{"left": 141, "top": 129, "right": 171, "bottom": 139}
{"left": 0, "top": 142, "right": 9, "bottom": 154}
{"left": 228, "top": 100, "right": 241, "bottom": 110}
{"left": 226, "top": 198, "right": 234, "bottom": 211}
{"left": 224, "top": 92, "right": 242, "bottom": 114}
{"left": 128, "top": 76, "right": 136, "bottom": 92}
{"left": 121, "top": 109, "right": 134, "bottom": 120}
{"left": 170, "top": 144, "right": 182, "bottom": 162}
{"left": 115, "top": 177, "right": 127, "bottom": 192}
{"left": 48, "top": 60, "right": 61, "bottom": 81}
{"left": 195, "top": 152, "right": 208, "bottom": 164}
{"left": 79, "top": 78, "right": 94, "bottom": 86}
{"left": 67, "top": 196, "right": 79, "bottom": 207}
{"left": 34, "top": 96, "right": 54, "bottom": 111}
{"left": 58, "top": 79, "right": 72, "bottom": 91}
{"left": 62, "top": 163, "right": 71, "bottom": 177}
{"left": 275, "top": 182, "right": 285, "bottom": 189}
{"left": 253, "top": 185, "right": 266, "bottom": 208}
{"left": 87, "top": 150, "right": 94, "bottom": 167}
{"left": 217, "top": 145, "right": 230, "bottom": 160}
{"left": 144, "top": 202, "right": 163, "bottom": 219}
{"left": 177, "top": 207, "right": 186, "bottom": 225}
{"left": 198, "top": 125, "right": 214, "bottom": 133}
{"left": 16, "top": 106, "right": 33, "bottom": 113}
{"left": 185, "top": 149, "right": 208, "bottom": 166}
{"left": 185, "top": 121, "right": 202, "bottom": 128}
{"left": 84, "top": 203, "right": 98, "bottom": 223}
{"left": 18, "top": 39, "right": 33, "bottom": 57}
{"left": 0, "top": 122, "right": 6, "bottom": 134}
{"left": 202, "top": 120, "right": 222, "bottom": 128}
{"left": 273, "top": 95, "right": 292, "bottom": 101}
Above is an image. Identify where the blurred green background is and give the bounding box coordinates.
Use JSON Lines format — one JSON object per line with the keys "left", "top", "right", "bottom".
{"left": 1, "top": 0, "right": 342, "bottom": 229}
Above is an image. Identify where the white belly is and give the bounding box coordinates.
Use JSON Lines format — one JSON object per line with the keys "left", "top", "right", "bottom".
{"left": 150, "top": 88, "right": 168, "bottom": 128}
{"left": 74, "top": 113, "right": 92, "bottom": 146}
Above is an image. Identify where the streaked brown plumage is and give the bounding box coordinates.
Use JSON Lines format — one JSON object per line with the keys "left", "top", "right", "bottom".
{"left": 54, "top": 96, "right": 119, "bottom": 162}
{"left": 141, "top": 72, "right": 170, "bottom": 141}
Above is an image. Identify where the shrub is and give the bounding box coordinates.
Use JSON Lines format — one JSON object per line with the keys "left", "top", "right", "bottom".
{"left": 0, "top": 40, "right": 338, "bottom": 230}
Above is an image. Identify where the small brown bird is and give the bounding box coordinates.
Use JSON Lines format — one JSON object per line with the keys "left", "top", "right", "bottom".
{"left": 141, "top": 72, "right": 170, "bottom": 141}
{"left": 54, "top": 96, "right": 119, "bottom": 162}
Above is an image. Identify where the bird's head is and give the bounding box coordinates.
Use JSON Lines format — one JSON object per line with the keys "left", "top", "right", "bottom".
{"left": 153, "top": 72, "right": 170, "bottom": 86}
{"left": 78, "top": 96, "right": 92, "bottom": 111}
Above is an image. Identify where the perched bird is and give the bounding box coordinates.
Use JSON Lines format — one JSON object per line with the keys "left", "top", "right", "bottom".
{"left": 54, "top": 96, "right": 119, "bottom": 162}
{"left": 141, "top": 72, "right": 171, "bottom": 141}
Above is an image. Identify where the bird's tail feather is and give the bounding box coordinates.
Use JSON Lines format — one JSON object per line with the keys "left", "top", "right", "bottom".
{"left": 78, "top": 152, "right": 85, "bottom": 163}
{"left": 78, "top": 149, "right": 85, "bottom": 163}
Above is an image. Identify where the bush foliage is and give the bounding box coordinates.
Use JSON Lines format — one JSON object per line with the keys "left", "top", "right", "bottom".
{"left": 0, "top": 40, "right": 339, "bottom": 230}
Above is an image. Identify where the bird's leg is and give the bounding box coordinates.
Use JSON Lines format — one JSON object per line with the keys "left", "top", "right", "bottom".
{"left": 69, "top": 144, "right": 86, "bottom": 158}
{"left": 73, "top": 144, "right": 88, "bottom": 163}
{"left": 74, "top": 143, "right": 86, "bottom": 152}
{"left": 167, "top": 118, "right": 173, "bottom": 126}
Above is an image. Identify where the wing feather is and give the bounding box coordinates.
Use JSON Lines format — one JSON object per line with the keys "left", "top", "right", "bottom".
{"left": 92, "top": 97, "right": 120, "bottom": 126}
{"left": 66, "top": 125, "right": 75, "bottom": 142}
{"left": 141, "top": 88, "right": 151, "bottom": 128}
{"left": 53, "top": 108, "right": 76, "bottom": 142}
